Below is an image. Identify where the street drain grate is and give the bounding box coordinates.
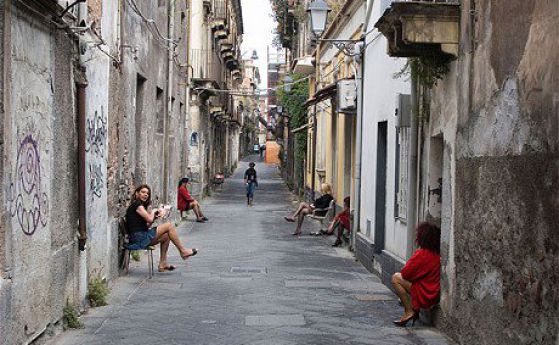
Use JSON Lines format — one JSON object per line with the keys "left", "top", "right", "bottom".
{"left": 230, "top": 267, "right": 267, "bottom": 274}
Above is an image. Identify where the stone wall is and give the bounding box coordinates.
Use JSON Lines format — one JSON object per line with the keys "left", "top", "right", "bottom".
{"left": 433, "top": 0, "right": 559, "bottom": 343}
{"left": 0, "top": 3, "right": 79, "bottom": 343}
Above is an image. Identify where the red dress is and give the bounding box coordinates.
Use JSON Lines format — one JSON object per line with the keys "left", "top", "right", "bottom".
{"left": 401, "top": 248, "right": 440, "bottom": 311}
{"left": 177, "top": 185, "right": 194, "bottom": 212}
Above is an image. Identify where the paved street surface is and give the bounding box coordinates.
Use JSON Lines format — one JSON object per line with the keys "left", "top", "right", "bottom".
{"left": 53, "top": 157, "right": 455, "bottom": 345}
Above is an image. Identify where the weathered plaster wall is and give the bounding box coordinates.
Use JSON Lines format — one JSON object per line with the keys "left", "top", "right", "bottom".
{"left": 360, "top": 0, "right": 410, "bottom": 258}
{"left": 1, "top": 4, "right": 79, "bottom": 344}
{"left": 434, "top": 0, "right": 559, "bottom": 344}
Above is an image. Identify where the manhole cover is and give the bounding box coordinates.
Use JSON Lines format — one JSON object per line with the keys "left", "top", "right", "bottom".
{"left": 230, "top": 267, "right": 267, "bottom": 274}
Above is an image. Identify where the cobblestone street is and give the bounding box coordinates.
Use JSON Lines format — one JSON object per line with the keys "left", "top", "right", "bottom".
{"left": 52, "top": 159, "right": 455, "bottom": 345}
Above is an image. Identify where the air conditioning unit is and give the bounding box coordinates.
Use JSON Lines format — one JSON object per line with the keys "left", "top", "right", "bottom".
{"left": 337, "top": 79, "right": 357, "bottom": 113}
{"left": 395, "top": 93, "right": 411, "bottom": 128}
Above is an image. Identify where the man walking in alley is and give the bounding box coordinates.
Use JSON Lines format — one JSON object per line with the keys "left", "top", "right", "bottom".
{"left": 244, "top": 162, "right": 258, "bottom": 206}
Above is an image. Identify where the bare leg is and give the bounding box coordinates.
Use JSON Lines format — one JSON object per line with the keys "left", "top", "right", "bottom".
{"left": 152, "top": 233, "right": 171, "bottom": 269}
{"left": 293, "top": 202, "right": 310, "bottom": 217}
{"left": 392, "top": 273, "right": 414, "bottom": 319}
{"left": 189, "top": 201, "right": 205, "bottom": 219}
{"left": 153, "top": 222, "right": 195, "bottom": 259}
{"left": 294, "top": 208, "right": 311, "bottom": 234}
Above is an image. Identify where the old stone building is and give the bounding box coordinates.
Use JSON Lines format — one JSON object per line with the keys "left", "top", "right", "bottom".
{"left": 373, "top": 0, "right": 559, "bottom": 344}
{"left": 0, "top": 1, "right": 244, "bottom": 344}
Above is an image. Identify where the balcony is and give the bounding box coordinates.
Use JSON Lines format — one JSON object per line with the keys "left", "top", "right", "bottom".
{"left": 190, "top": 49, "right": 223, "bottom": 95}
{"left": 210, "top": 0, "right": 228, "bottom": 30}
{"left": 375, "top": 1, "right": 460, "bottom": 58}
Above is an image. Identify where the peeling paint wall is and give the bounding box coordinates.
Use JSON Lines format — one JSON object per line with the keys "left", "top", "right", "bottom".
{"left": 0, "top": 3, "right": 79, "bottom": 344}
{"left": 428, "top": 0, "right": 559, "bottom": 344}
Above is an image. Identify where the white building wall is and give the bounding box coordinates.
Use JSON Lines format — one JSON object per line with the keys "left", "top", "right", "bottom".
{"left": 360, "top": 0, "right": 410, "bottom": 260}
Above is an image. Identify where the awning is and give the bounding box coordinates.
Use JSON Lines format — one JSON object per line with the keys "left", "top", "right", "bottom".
{"left": 304, "top": 82, "right": 337, "bottom": 107}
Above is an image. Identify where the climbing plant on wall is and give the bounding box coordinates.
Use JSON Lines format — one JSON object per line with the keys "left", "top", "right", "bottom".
{"left": 277, "top": 74, "right": 309, "bottom": 191}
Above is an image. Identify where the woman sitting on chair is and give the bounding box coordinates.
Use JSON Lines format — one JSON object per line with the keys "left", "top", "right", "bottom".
{"left": 391, "top": 222, "right": 440, "bottom": 326}
{"left": 126, "top": 184, "right": 198, "bottom": 272}
{"left": 284, "top": 183, "right": 334, "bottom": 236}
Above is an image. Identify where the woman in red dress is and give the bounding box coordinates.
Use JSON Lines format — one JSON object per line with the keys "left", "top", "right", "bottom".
{"left": 391, "top": 222, "right": 441, "bottom": 326}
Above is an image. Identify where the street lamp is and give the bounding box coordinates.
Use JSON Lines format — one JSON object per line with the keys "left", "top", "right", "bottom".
{"left": 306, "top": 0, "right": 363, "bottom": 56}
{"left": 307, "top": 0, "right": 331, "bottom": 38}
{"left": 283, "top": 75, "right": 293, "bottom": 92}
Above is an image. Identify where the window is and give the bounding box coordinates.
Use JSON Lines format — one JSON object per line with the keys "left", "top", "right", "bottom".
{"left": 156, "top": 87, "right": 164, "bottom": 134}
{"left": 190, "top": 132, "right": 199, "bottom": 146}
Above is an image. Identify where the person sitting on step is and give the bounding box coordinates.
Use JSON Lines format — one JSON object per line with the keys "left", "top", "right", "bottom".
{"left": 284, "top": 183, "right": 334, "bottom": 236}
{"left": 177, "top": 177, "right": 209, "bottom": 223}
{"left": 126, "top": 184, "right": 198, "bottom": 272}
{"left": 391, "top": 222, "right": 440, "bottom": 327}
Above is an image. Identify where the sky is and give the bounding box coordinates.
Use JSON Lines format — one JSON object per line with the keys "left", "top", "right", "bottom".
{"left": 241, "top": 0, "right": 276, "bottom": 91}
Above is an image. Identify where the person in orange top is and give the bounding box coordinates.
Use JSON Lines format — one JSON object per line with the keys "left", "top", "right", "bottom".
{"left": 177, "top": 177, "right": 208, "bottom": 223}
{"left": 391, "top": 222, "right": 441, "bottom": 326}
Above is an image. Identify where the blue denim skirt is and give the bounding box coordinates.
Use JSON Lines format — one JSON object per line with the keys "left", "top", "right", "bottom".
{"left": 127, "top": 227, "right": 157, "bottom": 250}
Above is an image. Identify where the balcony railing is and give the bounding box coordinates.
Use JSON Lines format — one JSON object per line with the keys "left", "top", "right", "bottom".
{"left": 212, "top": 0, "right": 228, "bottom": 20}
{"left": 190, "top": 49, "right": 222, "bottom": 83}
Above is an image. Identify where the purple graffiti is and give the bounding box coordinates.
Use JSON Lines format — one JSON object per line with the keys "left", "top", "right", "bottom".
{"left": 85, "top": 107, "right": 107, "bottom": 157}
{"left": 7, "top": 134, "right": 48, "bottom": 236}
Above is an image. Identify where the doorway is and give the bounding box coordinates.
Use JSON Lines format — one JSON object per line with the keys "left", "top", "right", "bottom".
{"left": 374, "top": 121, "right": 388, "bottom": 253}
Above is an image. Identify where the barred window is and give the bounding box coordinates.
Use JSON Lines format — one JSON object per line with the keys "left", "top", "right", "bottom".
{"left": 394, "top": 127, "right": 409, "bottom": 220}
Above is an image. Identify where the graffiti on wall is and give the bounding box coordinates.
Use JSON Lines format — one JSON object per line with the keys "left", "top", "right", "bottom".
{"left": 7, "top": 134, "right": 48, "bottom": 236}
{"left": 86, "top": 107, "right": 107, "bottom": 200}
{"left": 88, "top": 163, "right": 104, "bottom": 200}
{"left": 85, "top": 107, "right": 107, "bottom": 157}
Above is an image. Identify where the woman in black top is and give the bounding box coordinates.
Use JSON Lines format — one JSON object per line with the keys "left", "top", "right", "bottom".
{"left": 284, "top": 183, "right": 334, "bottom": 236}
{"left": 126, "top": 184, "right": 197, "bottom": 272}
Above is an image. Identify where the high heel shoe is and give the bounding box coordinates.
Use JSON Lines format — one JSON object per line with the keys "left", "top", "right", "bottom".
{"left": 393, "top": 311, "right": 418, "bottom": 327}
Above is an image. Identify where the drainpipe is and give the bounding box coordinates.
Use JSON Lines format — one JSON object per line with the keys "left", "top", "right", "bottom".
{"left": 76, "top": 70, "right": 88, "bottom": 251}
{"left": 311, "top": 105, "right": 317, "bottom": 200}
{"left": 406, "top": 69, "right": 419, "bottom": 258}
{"left": 163, "top": 0, "right": 176, "bottom": 202}
{"left": 351, "top": 44, "right": 364, "bottom": 251}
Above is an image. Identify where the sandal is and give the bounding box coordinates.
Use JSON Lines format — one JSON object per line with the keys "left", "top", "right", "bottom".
{"left": 284, "top": 216, "right": 295, "bottom": 222}
{"left": 158, "top": 265, "right": 177, "bottom": 272}
{"left": 181, "top": 248, "right": 198, "bottom": 259}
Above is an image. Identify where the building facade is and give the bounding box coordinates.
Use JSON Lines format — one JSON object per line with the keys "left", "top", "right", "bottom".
{"left": 0, "top": 1, "right": 244, "bottom": 344}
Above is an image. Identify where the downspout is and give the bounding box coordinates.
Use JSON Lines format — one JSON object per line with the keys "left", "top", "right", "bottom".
{"left": 76, "top": 69, "right": 88, "bottom": 251}
{"left": 351, "top": 44, "right": 364, "bottom": 251}
{"left": 352, "top": 0, "right": 374, "bottom": 250}
{"left": 311, "top": 105, "right": 317, "bottom": 200}
{"left": 185, "top": 3, "right": 192, "bottom": 172}
{"left": 163, "top": 0, "right": 176, "bottom": 202}
{"left": 406, "top": 68, "right": 419, "bottom": 258}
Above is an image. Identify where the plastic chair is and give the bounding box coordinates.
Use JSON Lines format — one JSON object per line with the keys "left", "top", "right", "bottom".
{"left": 308, "top": 199, "right": 336, "bottom": 231}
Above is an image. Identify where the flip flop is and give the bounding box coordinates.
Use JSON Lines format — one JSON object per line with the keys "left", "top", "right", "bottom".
{"left": 158, "top": 265, "right": 177, "bottom": 272}
{"left": 284, "top": 216, "right": 295, "bottom": 222}
{"left": 181, "top": 248, "right": 198, "bottom": 259}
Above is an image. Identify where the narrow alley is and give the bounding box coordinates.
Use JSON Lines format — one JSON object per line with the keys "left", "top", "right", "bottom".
{"left": 53, "top": 159, "right": 454, "bottom": 345}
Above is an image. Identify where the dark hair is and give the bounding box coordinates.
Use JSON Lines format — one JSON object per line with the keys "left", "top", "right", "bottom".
{"left": 131, "top": 184, "right": 151, "bottom": 208}
{"left": 249, "top": 162, "right": 255, "bottom": 167}
{"left": 178, "top": 177, "right": 189, "bottom": 187}
{"left": 415, "top": 222, "right": 441, "bottom": 253}
{"left": 343, "top": 196, "right": 350, "bottom": 208}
